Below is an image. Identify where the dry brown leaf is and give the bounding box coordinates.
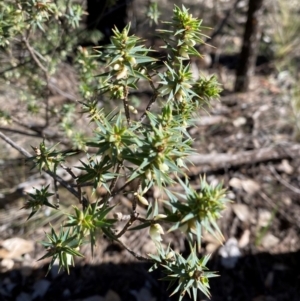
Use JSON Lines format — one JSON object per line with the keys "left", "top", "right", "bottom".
{"left": 233, "top": 116, "right": 247, "bottom": 127}
{"left": 0, "top": 258, "right": 14, "bottom": 272}
{"left": 0, "top": 237, "right": 34, "bottom": 259}
{"left": 229, "top": 177, "right": 243, "bottom": 190}
{"left": 232, "top": 204, "right": 250, "bottom": 222}
{"left": 277, "top": 159, "right": 294, "bottom": 174}
{"left": 258, "top": 209, "right": 272, "bottom": 228}
{"left": 104, "top": 290, "right": 121, "bottom": 301}
{"left": 241, "top": 179, "right": 260, "bottom": 194}
{"left": 238, "top": 229, "right": 250, "bottom": 248}
{"left": 261, "top": 234, "right": 280, "bottom": 249}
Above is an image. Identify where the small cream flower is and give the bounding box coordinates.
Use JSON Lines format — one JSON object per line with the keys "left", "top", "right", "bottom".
{"left": 116, "top": 66, "right": 128, "bottom": 79}
{"left": 150, "top": 223, "right": 164, "bottom": 242}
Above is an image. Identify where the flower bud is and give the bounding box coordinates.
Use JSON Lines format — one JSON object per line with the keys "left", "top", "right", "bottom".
{"left": 145, "top": 169, "right": 152, "bottom": 181}
{"left": 116, "top": 66, "right": 128, "bottom": 79}
{"left": 154, "top": 214, "right": 167, "bottom": 220}
{"left": 159, "top": 162, "right": 169, "bottom": 172}
{"left": 150, "top": 223, "right": 164, "bottom": 242}
{"left": 113, "top": 63, "right": 121, "bottom": 71}
{"left": 186, "top": 39, "right": 196, "bottom": 47}
{"left": 128, "top": 56, "right": 136, "bottom": 66}
{"left": 136, "top": 194, "right": 149, "bottom": 206}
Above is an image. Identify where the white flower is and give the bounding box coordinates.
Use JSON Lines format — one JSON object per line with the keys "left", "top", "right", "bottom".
{"left": 149, "top": 223, "right": 164, "bottom": 242}
{"left": 159, "top": 162, "right": 169, "bottom": 172}
{"left": 113, "top": 63, "right": 121, "bottom": 70}
{"left": 116, "top": 66, "right": 128, "bottom": 79}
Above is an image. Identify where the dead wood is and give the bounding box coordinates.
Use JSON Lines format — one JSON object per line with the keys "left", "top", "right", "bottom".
{"left": 188, "top": 143, "right": 300, "bottom": 172}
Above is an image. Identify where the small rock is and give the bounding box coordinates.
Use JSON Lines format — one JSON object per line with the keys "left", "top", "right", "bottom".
{"left": 0, "top": 237, "right": 34, "bottom": 259}
{"left": 277, "top": 159, "right": 293, "bottom": 174}
{"left": 264, "top": 271, "right": 274, "bottom": 288}
{"left": 229, "top": 177, "right": 243, "bottom": 190}
{"left": 261, "top": 234, "right": 279, "bottom": 249}
{"left": 258, "top": 209, "right": 272, "bottom": 228}
{"left": 105, "top": 290, "right": 121, "bottom": 301}
{"left": 283, "top": 197, "right": 292, "bottom": 206}
{"left": 232, "top": 204, "right": 250, "bottom": 222}
{"left": 219, "top": 238, "right": 241, "bottom": 269}
{"left": 31, "top": 279, "right": 51, "bottom": 299}
{"left": 239, "top": 229, "right": 250, "bottom": 248}
{"left": 0, "top": 258, "right": 14, "bottom": 272}
{"left": 233, "top": 116, "right": 247, "bottom": 127}
{"left": 241, "top": 179, "right": 260, "bottom": 194}
{"left": 83, "top": 295, "right": 104, "bottom": 301}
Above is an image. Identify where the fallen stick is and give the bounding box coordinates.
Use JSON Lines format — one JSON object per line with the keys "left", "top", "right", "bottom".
{"left": 188, "top": 143, "right": 300, "bottom": 172}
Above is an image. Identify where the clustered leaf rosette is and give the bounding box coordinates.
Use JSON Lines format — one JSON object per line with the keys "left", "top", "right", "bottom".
{"left": 157, "top": 5, "right": 206, "bottom": 60}
{"left": 166, "top": 177, "right": 228, "bottom": 247}
{"left": 96, "top": 24, "right": 157, "bottom": 99}
{"left": 65, "top": 203, "right": 116, "bottom": 255}
{"left": 21, "top": 185, "right": 56, "bottom": 220}
{"left": 123, "top": 110, "right": 194, "bottom": 187}
{"left": 157, "top": 62, "right": 199, "bottom": 103}
{"left": 30, "top": 141, "right": 66, "bottom": 173}
{"left": 194, "top": 75, "right": 223, "bottom": 102}
{"left": 39, "top": 227, "right": 83, "bottom": 275}
{"left": 149, "top": 244, "right": 217, "bottom": 300}
{"left": 86, "top": 112, "right": 143, "bottom": 165}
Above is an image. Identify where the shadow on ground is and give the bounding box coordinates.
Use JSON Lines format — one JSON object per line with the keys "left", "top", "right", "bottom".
{"left": 1, "top": 251, "right": 299, "bottom": 301}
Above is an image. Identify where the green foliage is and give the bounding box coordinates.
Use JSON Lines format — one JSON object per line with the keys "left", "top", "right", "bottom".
{"left": 1, "top": 3, "right": 228, "bottom": 300}
{"left": 149, "top": 244, "right": 217, "bottom": 300}
{"left": 39, "top": 226, "right": 83, "bottom": 275}
{"left": 21, "top": 185, "right": 56, "bottom": 220}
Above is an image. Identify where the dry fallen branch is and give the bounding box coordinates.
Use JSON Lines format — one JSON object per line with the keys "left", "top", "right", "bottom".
{"left": 188, "top": 143, "right": 300, "bottom": 172}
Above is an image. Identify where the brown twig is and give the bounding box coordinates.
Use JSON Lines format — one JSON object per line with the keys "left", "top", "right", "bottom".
{"left": 22, "top": 36, "right": 50, "bottom": 127}
{"left": 139, "top": 73, "right": 158, "bottom": 122}
{"left": 116, "top": 238, "right": 152, "bottom": 262}
{"left": 115, "top": 211, "right": 139, "bottom": 238}
{"left": 23, "top": 37, "right": 48, "bottom": 75}
{"left": 0, "top": 130, "right": 88, "bottom": 205}
{"left": 269, "top": 165, "right": 300, "bottom": 194}
{"left": 60, "top": 163, "right": 86, "bottom": 208}
{"left": 205, "top": 0, "right": 242, "bottom": 44}
{"left": 122, "top": 86, "right": 131, "bottom": 125}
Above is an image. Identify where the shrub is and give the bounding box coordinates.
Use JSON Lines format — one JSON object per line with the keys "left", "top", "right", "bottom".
{"left": 0, "top": 2, "right": 227, "bottom": 300}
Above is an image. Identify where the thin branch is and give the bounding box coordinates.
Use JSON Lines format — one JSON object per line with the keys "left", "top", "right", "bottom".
{"left": 53, "top": 178, "right": 60, "bottom": 208}
{"left": 100, "top": 162, "right": 124, "bottom": 206}
{"left": 9, "top": 115, "right": 45, "bottom": 135}
{"left": 205, "top": 0, "right": 242, "bottom": 43}
{"left": 139, "top": 74, "right": 158, "bottom": 122}
{"left": 116, "top": 238, "right": 152, "bottom": 262}
{"left": 269, "top": 165, "right": 300, "bottom": 194}
{"left": 0, "top": 130, "right": 32, "bottom": 157}
{"left": 115, "top": 211, "right": 139, "bottom": 238}
{"left": 122, "top": 86, "right": 131, "bottom": 125}
{"left": 60, "top": 163, "right": 84, "bottom": 207}
{"left": 23, "top": 37, "right": 48, "bottom": 75}
{"left": 22, "top": 36, "right": 50, "bottom": 127}
{"left": 0, "top": 130, "right": 88, "bottom": 205}
{"left": 0, "top": 127, "right": 41, "bottom": 138}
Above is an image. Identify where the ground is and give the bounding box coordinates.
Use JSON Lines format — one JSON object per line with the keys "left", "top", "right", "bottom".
{"left": 0, "top": 0, "right": 300, "bottom": 300}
